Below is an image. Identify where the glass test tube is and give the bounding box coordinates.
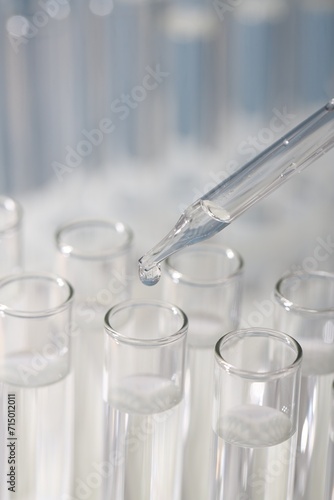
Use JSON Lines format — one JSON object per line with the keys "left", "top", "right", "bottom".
{"left": 0, "top": 273, "right": 74, "bottom": 499}
{"left": 229, "top": 0, "right": 290, "bottom": 141}
{"left": 0, "top": 195, "right": 22, "bottom": 277}
{"left": 163, "top": 1, "right": 224, "bottom": 149}
{"left": 162, "top": 243, "right": 243, "bottom": 500}
{"left": 211, "top": 328, "right": 302, "bottom": 500}
{"left": 296, "top": 0, "right": 334, "bottom": 109}
{"left": 2, "top": 0, "right": 80, "bottom": 191}
{"left": 103, "top": 299, "right": 188, "bottom": 500}
{"left": 55, "top": 219, "right": 133, "bottom": 500}
{"left": 274, "top": 271, "right": 334, "bottom": 500}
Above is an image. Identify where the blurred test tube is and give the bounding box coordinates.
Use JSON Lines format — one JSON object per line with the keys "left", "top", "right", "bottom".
{"left": 1, "top": 0, "right": 81, "bottom": 192}
{"left": 296, "top": 0, "right": 334, "bottom": 112}
{"left": 227, "top": 0, "right": 292, "bottom": 152}
{"left": 77, "top": 0, "right": 169, "bottom": 164}
{"left": 163, "top": 0, "right": 225, "bottom": 150}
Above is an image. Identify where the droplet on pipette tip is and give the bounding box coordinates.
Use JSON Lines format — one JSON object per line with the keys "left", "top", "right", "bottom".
{"left": 139, "top": 263, "right": 161, "bottom": 286}
{"left": 326, "top": 99, "right": 334, "bottom": 111}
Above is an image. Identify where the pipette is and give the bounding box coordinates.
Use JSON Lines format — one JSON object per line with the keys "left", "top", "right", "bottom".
{"left": 139, "top": 99, "right": 334, "bottom": 285}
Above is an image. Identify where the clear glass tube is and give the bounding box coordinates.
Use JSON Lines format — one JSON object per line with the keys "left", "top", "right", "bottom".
{"left": 274, "top": 271, "right": 334, "bottom": 500}
{"left": 55, "top": 219, "right": 134, "bottom": 321}
{"left": 162, "top": 243, "right": 243, "bottom": 500}
{"left": 0, "top": 195, "right": 22, "bottom": 277}
{"left": 2, "top": 0, "right": 80, "bottom": 191}
{"left": 211, "top": 328, "right": 302, "bottom": 500}
{"left": 296, "top": 0, "right": 334, "bottom": 108}
{"left": 139, "top": 99, "right": 334, "bottom": 285}
{"left": 163, "top": 2, "right": 224, "bottom": 149}
{"left": 103, "top": 299, "right": 188, "bottom": 500}
{"left": 0, "top": 273, "right": 74, "bottom": 499}
{"left": 55, "top": 218, "right": 133, "bottom": 500}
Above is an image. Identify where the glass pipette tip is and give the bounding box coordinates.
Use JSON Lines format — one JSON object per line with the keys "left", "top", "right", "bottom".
{"left": 139, "top": 99, "right": 334, "bottom": 285}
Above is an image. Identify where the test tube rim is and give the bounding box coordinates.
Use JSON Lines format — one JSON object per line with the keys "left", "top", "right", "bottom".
{"left": 0, "top": 272, "right": 74, "bottom": 318}
{"left": 215, "top": 327, "right": 303, "bottom": 380}
{"left": 275, "top": 270, "right": 334, "bottom": 315}
{"left": 104, "top": 298, "right": 188, "bottom": 347}
{"left": 55, "top": 218, "right": 134, "bottom": 260}
{"left": 163, "top": 242, "right": 244, "bottom": 287}
{"left": 0, "top": 195, "right": 23, "bottom": 234}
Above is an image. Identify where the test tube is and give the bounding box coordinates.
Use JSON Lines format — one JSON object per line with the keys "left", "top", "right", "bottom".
{"left": 0, "top": 195, "right": 22, "bottom": 277}
{"left": 296, "top": 0, "right": 334, "bottom": 110}
{"left": 2, "top": 0, "right": 80, "bottom": 191}
{"left": 274, "top": 270, "right": 334, "bottom": 500}
{"left": 163, "top": 1, "right": 224, "bottom": 149}
{"left": 0, "top": 273, "right": 74, "bottom": 499}
{"left": 211, "top": 328, "right": 302, "bottom": 500}
{"left": 103, "top": 299, "right": 188, "bottom": 500}
{"left": 55, "top": 219, "right": 133, "bottom": 500}
{"left": 227, "top": 0, "right": 291, "bottom": 152}
{"left": 162, "top": 243, "right": 243, "bottom": 500}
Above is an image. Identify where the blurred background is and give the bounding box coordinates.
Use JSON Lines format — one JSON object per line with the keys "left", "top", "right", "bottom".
{"left": 1, "top": 0, "right": 334, "bottom": 319}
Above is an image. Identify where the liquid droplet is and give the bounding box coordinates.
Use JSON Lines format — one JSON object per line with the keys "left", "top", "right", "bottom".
{"left": 139, "top": 264, "right": 161, "bottom": 286}
{"left": 326, "top": 99, "right": 334, "bottom": 111}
